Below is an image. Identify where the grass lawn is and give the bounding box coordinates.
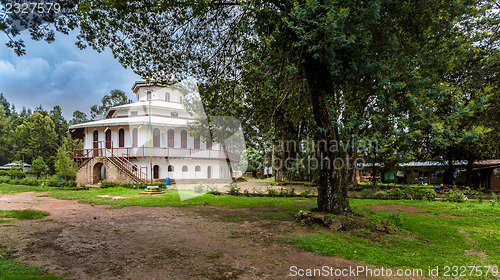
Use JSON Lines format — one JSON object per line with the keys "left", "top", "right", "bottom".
{"left": 0, "top": 183, "right": 499, "bottom": 278}
{"left": 0, "top": 209, "right": 62, "bottom": 280}
{"left": 43, "top": 187, "right": 317, "bottom": 211}
{"left": 288, "top": 199, "right": 500, "bottom": 278}
{"left": 0, "top": 209, "right": 50, "bottom": 222}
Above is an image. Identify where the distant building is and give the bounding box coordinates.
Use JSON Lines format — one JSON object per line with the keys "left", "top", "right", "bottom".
{"left": 0, "top": 163, "right": 31, "bottom": 173}
{"left": 69, "top": 81, "right": 239, "bottom": 185}
{"left": 357, "top": 160, "right": 500, "bottom": 191}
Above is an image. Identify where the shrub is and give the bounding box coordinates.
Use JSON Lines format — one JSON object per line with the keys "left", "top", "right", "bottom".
{"left": 8, "top": 170, "right": 26, "bottom": 179}
{"left": 46, "top": 180, "right": 60, "bottom": 187}
{"left": 228, "top": 184, "right": 241, "bottom": 196}
{"left": 386, "top": 188, "right": 405, "bottom": 200}
{"left": 359, "top": 188, "right": 380, "bottom": 199}
{"left": 100, "top": 181, "right": 120, "bottom": 188}
{"left": 19, "top": 179, "right": 40, "bottom": 186}
{"left": 0, "top": 177, "right": 10, "bottom": 184}
{"left": 388, "top": 212, "right": 403, "bottom": 227}
{"left": 58, "top": 181, "right": 78, "bottom": 189}
{"left": 206, "top": 185, "right": 220, "bottom": 195}
{"left": 135, "top": 182, "right": 149, "bottom": 189}
{"left": 267, "top": 188, "right": 279, "bottom": 197}
{"left": 443, "top": 190, "right": 468, "bottom": 203}
{"left": 194, "top": 184, "right": 205, "bottom": 193}
{"left": 413, "top": 187, "right": 437, "bottom": 201}
{"left": 120, "top": 183, "right": 134, "bottom": 189}
{"left": 475, "top": 191, "right": 486, "bottom": 203}
{"left": 0, "top": 170, "right": 9, "bottom": 176}
{"left": 299, "top": 190, "right": 311, "bottom": 198}
{"left": 154, "top": 182, "right": 166, "bottom": 188}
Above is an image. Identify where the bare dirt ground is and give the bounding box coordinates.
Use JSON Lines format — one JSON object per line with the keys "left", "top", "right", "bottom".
{"left": 0, "top": 192, "right": 385, "bottom": 280}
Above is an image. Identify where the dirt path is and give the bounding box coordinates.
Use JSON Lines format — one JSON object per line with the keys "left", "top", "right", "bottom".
{"left": 0, "top": 192, "right": 397, "bottom": 279}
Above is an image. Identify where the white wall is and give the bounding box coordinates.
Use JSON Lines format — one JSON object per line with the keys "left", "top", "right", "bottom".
{"left": 130, "top": 158, "right": 231, "bottom": 179}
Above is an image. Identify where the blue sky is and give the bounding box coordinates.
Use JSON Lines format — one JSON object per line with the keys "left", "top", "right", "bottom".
{"left": 0, "top": 30, "right": 140, "bottom": 119}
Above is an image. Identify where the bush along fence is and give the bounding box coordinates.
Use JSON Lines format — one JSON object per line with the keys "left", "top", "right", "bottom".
{"left": 200, "top": 184, "right": 315, "bottom": 198}
{"left": 353, "top": 186, "right": 437, "bottom": 201}
{"left": 0, "top": 175, "right": 89, "bottom": 190}
{"left": 99, "top": 181, "right": 167, "bottom": 190}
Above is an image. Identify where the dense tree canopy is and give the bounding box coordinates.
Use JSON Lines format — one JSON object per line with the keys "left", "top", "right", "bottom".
{"left": 90, "top": 89, "right": 132, "bottom": 120}
{"left": 1, "top": 0, "right": 497, "bottom": 212}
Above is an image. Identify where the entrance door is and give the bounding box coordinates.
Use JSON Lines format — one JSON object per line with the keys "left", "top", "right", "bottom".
{"left": 153, "top": 165, "right": 159, "bottom": 179}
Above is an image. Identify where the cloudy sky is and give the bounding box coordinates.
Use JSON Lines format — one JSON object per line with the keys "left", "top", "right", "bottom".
{"left": 0, "top": 31, "right": 141, "bottom": 119}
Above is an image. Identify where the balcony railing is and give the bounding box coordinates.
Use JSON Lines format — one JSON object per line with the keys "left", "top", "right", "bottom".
{"left": 73, "top": 141, "right": 240, "bottom": 162}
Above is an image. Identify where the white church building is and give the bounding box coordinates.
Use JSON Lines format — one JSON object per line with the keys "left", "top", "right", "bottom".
{"left": 69, "top": 81, "right": 239, "bottom": 184}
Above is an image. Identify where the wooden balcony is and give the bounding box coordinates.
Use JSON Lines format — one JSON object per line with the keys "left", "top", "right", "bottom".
{"left": 73, "top": 145, "right": 240, "bottom": 162}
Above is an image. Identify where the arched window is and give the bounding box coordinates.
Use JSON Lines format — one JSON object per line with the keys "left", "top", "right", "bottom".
{"left": 168, "top": 165, "right": 174, "bottom": 172}
{"left": 206, "top": 138, "right": 212, "bottom": 150}
{"left": 118, "top": 128, "right": 125, "bottom": 147}
{"left": 153, "top": 128, "right": 160, "bottom": 147}
{"left": 132, "top": 128, "right": 138, "bottom": 147}
{"left": 93, "top": 130, "right": 99, "bottom": 145}
{"left": 153, "top": 165, "right": 159, "bottom": 179}
{"left": 182, "top": 165, "right": 188, "bottom": 172}
{"left": 93, "top": 130, "right": 99, "bottom": 156}
{"left": 168, "top": 129, "right": 174, "bottom": 147}
{"left": 105, "top": 129, "right": 112, "bottom": 149}
{"left": 195, "top": 166, "right": 201, "bottom": 172}
{"left": 181, "top": 130, "right": 187, "bottom": 148}
{"left": 165, "top": 92, "right": 170, "bottom": 102}
{"left": 194, "top": 136, "right": 200, "bottom": 149}
{"left": 207, "top": 166, "right": 212, "bottom": 178}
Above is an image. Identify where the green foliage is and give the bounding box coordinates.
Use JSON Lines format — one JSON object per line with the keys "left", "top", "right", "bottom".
{"left": 100, "top": 181, "right": 165, "bottom": 190}
{"left": 443, "top": 190, "right": 468, "bottom": 203}
{"left": 388, "top": 212, "right": 403, "bottom": 227}
{"left": 90, "top": 89, "right": 131, "bottom": 120}
{"left": 55, "top": 136, "right": 77, "bottom": 181}
{"left": 0, "top": 209, "right": 49, "bottom": 220}
{"left": 194, "top": 184, "right": 205, "bottom": 193}
{"left": 31, "top": 157, "right": 48, "bottom": 178}
{"left": 57, "top": 181, "right": 78, "bottom": 189}
{"left": 69, "top": 110, "right": 89, "bottom": 125}
{"left": 0, "top": 170, "right": 9, "bottom": 176}
{"left": 227, "top": 184, "right": 240, "bottom": 196}
{"left": 2, "top": 0, "right": 493, "bottom": 214}
{"left": 289, "top": 199, "right": 500, "bottom": 272}
{"left": 358, "top": 186, "right": 436, "bottom": 201}
{"left": 7, "top": 170, "right": 26, "bottom": 179}
{"left": 0, "top": 258, "right": 64, "bottom": 279}
{"left": 206, "top": 185, "right": 220, "bottom": 195}
{"left": 14, "top": 112, "right": 58, "bottom": 164}
{"left": 266, "top": 188, "right": 279, "bottom": 197}
{"left": 99, "top": 181, "right": 120, "bottom": 189}
{"left": 49, "top": 105, "right": 69, "bottom": 146}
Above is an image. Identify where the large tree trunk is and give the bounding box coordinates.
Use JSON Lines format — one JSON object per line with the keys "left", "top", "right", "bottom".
{"left": 349, "top": 148, "right": 358, "bottom": 188}
{"left": 304, "top": 59, "right": 351, "bottom": 214}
